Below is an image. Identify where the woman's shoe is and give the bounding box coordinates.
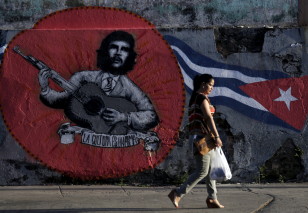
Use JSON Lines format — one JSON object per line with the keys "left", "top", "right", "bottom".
{"left": 206, "top": 198, "right": 224, "bottom": 208}
{"left": 168, "top": 189, "right": 181, "bottom": 208}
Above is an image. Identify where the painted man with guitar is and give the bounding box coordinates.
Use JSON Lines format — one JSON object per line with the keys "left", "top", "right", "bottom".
{"left": 14, "top": 31, "right": 160, "bottom": 150}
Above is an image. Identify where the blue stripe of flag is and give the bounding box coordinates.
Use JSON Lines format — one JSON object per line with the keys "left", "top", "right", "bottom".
{"left": 211, "top": 96, "right": 297, "bottom": 131}
{"left": 164, "top": 35, "right": 289, "bottom": 80}
{"left": 174, "top": 49, "right": 248, "bottom": 96}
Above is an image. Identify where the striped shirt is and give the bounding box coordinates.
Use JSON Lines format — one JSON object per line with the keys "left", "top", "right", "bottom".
{"left": 188, "top": 93, "right": 215, "bottom": 136}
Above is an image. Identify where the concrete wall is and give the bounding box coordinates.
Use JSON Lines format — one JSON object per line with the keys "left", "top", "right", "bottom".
{"left": 0, "top": 0, "right": 299, "bottom": 30}
{"left": 1, "top": 0, "right": 308, "bottom": 185}
{"left": 299, "top": 0, "right": 308, "bottom": 26}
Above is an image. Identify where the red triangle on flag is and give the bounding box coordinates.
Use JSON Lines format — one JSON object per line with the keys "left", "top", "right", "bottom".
{"left": 240, "top": 76, "right": 308, "bottom": 130}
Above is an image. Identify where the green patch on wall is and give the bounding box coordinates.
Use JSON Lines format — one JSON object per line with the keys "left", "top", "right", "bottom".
{"left": 65, "top": 0, "right": 85, "bottom": 7}
{"left": 214, "top": 27, "right": 269, "bottom": 57}
{"left": 259, "top": 138, "right": 304, "bottom": 183}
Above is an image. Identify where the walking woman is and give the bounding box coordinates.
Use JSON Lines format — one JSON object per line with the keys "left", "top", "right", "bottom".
{"left": 168, "top": 74, "right": 224, "bottom": 208}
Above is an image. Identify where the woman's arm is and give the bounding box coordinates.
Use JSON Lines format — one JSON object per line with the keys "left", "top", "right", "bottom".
{"left": 200, "top": 99, "right": 223, "bottom": 147}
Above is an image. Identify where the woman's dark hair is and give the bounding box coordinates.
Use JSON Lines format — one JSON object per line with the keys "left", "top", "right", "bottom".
{"left": 189, "top": 74, "right": 214, "bottom": 106}
{"left": 192, "top": 74, "right": 214, "bottom": 92}
{"left": 96, "top": 31, "right": 137, "bottom": 74}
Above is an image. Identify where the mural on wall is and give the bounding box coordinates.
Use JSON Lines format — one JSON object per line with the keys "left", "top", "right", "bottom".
{"left": 13, "top": 31, "right": 160, "bottom": 147}
{"left": 0, "top": 7, "right": 185, "bottom": 179}
{"left": 165, "top": 36, "right": 308, "bottom": 131}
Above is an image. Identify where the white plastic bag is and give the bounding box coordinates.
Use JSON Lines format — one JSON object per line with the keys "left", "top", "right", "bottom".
{"left": 210, "top": 147, "right": 232, "bottom": 181}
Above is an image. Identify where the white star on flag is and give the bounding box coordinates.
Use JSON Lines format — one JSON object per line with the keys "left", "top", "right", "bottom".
{"left": 274, "top": 87, "right": 298, "bottom": 110}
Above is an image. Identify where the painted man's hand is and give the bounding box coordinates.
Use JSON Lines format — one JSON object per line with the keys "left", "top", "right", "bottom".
{"left": 38, "top": 67, "right": 51, "bottom": 89}
{"left": 102, "top": 108, "right": 127, "bottom": 125}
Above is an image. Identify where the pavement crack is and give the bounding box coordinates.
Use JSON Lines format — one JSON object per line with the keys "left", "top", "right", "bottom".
{"left": 121, "top": 186, "right": 131, "bottom": 196}
{"left": 240, "top": 183, "right": 253, "bottom": 192}
{"left": 58, "top": 185, "right": 64, "bottom": 197}
{"left": 252, "top": 194, "right": 275, "bottom": 213}
{"left": 240, "top": 184, "right": 275, "bottom": 213}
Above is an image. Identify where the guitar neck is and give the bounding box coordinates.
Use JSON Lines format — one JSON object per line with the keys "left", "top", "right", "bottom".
{"left": 13, "top": 46, "right": 77, "bottom": 93}
{"left": 50, "top": 70, "right": 77, "bottom": 93}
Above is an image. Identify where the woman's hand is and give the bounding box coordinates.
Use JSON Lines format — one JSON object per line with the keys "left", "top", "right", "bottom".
{"left": 215, "top": 137, "right": 223, "bottom": 147}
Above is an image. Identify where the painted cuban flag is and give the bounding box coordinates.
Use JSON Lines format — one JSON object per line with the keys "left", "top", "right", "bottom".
{"left": 164, "top": 35, "right": 308, "bottom": 131}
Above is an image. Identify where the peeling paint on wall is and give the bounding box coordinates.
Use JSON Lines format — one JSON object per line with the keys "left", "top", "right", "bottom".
{"left": 214, "top": 28, "right": 269, "bottom": 57}
{"left": 260, "top": 138, "right": 304, "bottom": 182}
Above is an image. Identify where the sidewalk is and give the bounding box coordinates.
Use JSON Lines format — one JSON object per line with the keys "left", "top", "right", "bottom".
{"left": 0, "top": 183, "right": 307, "bottom": 213}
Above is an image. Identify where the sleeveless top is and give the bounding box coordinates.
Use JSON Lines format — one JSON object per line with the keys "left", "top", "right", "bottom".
{"left": 188, "top": 93, "right": 215, "bottom": 136}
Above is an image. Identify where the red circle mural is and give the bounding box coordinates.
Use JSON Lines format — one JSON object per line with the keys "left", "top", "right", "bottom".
{"left": 0, "top": 7, "right": 185, "bottom": 179}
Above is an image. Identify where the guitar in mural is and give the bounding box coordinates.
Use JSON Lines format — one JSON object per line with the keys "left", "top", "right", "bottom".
{"left": 11, "top": 30, "right": 162, "bottom": 152}
{"left": 13, "top": 46, "right": 137, "bottom": 134}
